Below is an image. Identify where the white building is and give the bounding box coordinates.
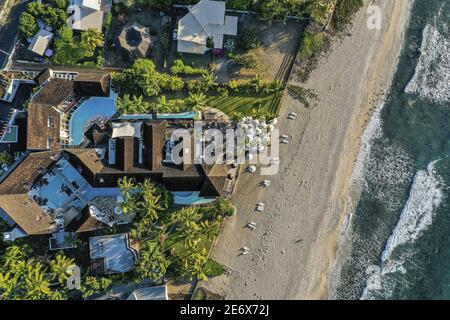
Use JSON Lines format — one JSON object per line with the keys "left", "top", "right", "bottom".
{"left": 177, "top": 0, "right": 238, "bottom": 54}
{"left": 28, "top": 29, "right": 54, "bottom": 56}
{"left": 67, "top": 0, "right": 104, "bottom": 31}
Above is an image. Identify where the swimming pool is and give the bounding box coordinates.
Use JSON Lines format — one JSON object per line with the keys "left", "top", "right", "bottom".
{"left": 117, "top": 111, "right": 197, "bottom": 121}
{"left": 157, "top": 111, "right": 197, "bottom": 119}
{"left": 69, "top": 91, "right": 118, "bottom": 146}
{"left": 173, "top": 191, "right": 216, "bottom": 205}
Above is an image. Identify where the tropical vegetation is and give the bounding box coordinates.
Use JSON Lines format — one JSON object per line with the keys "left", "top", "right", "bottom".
{"left": 0, "top": 245, "right": 75, "bottom": 300}
{"left": 118, "top": 177, "right": 232, "bottom": 282}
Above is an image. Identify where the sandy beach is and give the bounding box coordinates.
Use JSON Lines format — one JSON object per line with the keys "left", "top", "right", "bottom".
{"left": 205, "top": 0, "right": 411, "bottom": 299}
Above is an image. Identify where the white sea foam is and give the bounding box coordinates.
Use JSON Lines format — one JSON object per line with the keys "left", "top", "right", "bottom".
{"left": 361, "top": 161, "right": 445, "bottom": 299}
{"left": 405, "top": 24, "right": 450, "bottom": 103}
{"left": 364, "top": 142, "right": 414, "bottom": 211}
{"left": 350, "top": 102, "right": 384, "bottom": 191}
{"left": 381, "top": 162, "right": 444, "bottom": 262}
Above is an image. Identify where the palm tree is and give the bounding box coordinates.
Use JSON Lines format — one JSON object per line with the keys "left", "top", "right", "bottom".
{"left": 0, "top": 151, "right": 11, "bottom": 166}
{"left": 249, "top": 74, "right": 264, "bottom": 93}
{"left": 232, "top": 111, "right": 243, "bottom": 121}
{"left": 50, "top": 252, "right": 75, "bottom": 285}
{"left": 135, "top": 241, "right": 170, "bottom": 281}
{"left": 170, "top": 207, "right": 201, "bottom": 227}
{"left": 117, "top": 94, "right": 134, "bottom": 114}
{"left": 118, "top": 177, "right": 139, "bottom": 215}
{"left": 202, "top": 72, "right": 217, "bottom": 90}
{"left": 180, "top": 247, "right": 208, "bottom": 281}
{"left": 118, "top": 177, "right": 136, "bottom": 200}
{"left": 182, "top": 221, "right": 202, "bottom": 250}
{"left": 3, "top": 245, "right": 30, "bottom": 274}
{"left": 186, "top": 92, "right": 207, "bottom": 113}
{"left": 155, "top": 95, "right": 174, "bottom": 113}
{"left": 200, "top": 217, "right": 222, "bottom": 241}
{"left": 82, "top": 28, "right": 105, "bottom": 56}
{"left": 0, "top": 272, "right": 19, "bottom": 299}
{"left": 252, "top": 103, "right": 270, "bottom": 119}
{"left": 25, "top": 263, "right": 52, "bottom": 300}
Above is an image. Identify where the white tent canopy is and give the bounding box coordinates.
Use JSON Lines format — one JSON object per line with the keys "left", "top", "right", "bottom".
{"left": 111, "top": 122, "right": 142, "bottom": 139}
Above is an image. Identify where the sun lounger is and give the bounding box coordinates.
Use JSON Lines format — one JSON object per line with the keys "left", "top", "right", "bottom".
{"left": 270, "top": 158, "right": 280, "bottom": 165}
{"left": 280, "top": 139, "right": 290, "bottom": 144}
{"left": 256, "top": 203, "right": 265, "bottom": 211}
{"left": 262, "top": 180, "right": 271, "bottom": 187}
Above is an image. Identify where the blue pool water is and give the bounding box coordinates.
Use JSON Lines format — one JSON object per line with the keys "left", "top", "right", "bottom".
{"left": 118, "top": 111, "right": 197, "bottom": 121}
{"left": 157, "top": 111, "right": 197, "bottom": 119}
{"left": 69, "top": 92, "right": 118, "bottom": 146}
{"left": 173, "top": 191, "right": 216, "bottom": 205}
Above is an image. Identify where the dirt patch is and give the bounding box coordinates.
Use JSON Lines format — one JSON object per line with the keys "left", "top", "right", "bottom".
{"left": 105, "top": 8, "right": 165, "bottom": 69}
{"left": 239, "top": 17, "right": 305, "bottom": 82}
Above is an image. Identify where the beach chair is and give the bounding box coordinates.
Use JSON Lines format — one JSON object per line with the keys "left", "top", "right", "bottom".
{"left": 280, "top": 134, "right": 289, "bottom": 139}
{"left": 262, "top": 180, "right": 271, "bottom": 187}
{"left": 270, "top": 157, "right": 280, "bottom": 165}
{"left": 240, "top": 247, "right": 250, "bottom": 254}
{"left": 256, "top": 203, "right": 265, "bottom": 211}
{"left": 280, "top": 138, "right": 290, "bottom": 144}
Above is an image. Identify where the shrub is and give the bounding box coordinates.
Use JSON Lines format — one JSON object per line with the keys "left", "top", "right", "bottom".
{"left": 333, "top": 0, "right": 364, "bottom": 32}
{"left": 19, "top": 12, "right": 38, "bottom": 38}
{"left": 79, "top": 276, "right": 112, "bottom": 299}
{"left": 238, "top": 28, "right": 261, "bottom": 51}
{"left": 227, "top": 0, "right": 253, "bottom": 10}
{"left": 187, "top": 79, "right": 208, "bottom": 93}
{"left": 104, "top": 12, "right": 113, "bottom": 32}
{"left": 230, "top": 52, "right": 259, "bottom": 69}
{"left": 204, "top": 259, "right": 226, "bottom": 278}
{"left": 54, "top": 0, "right": 68, "bottom": 9}
{"left": 170, "top": 59, "right": 206, "bottom": 76}
{"left": 217, "top": 198, "right": 236, "bottom": 216}
{"left": 299, "top": 31, "right": 324, "bottom": 60}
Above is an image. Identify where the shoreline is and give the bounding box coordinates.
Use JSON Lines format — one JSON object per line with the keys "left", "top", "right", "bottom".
{"left": 319, "top": 0, "right": 413, "bottom": 299}
{"left": 205, "top": 0, "right": 412, "bottom": 300}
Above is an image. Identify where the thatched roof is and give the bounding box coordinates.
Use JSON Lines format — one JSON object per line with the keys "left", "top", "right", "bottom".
{"left": 117, "top": 23, "right": 154, "bottom": 58}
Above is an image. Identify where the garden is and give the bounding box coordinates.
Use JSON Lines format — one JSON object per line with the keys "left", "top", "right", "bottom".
{"left": 112, "top": 58, "right": 284, "bottom": 118}
{"left": 17, "top": 0, "right": 107, "bottom": 66}
{"left": 0, "top": 177, "right": 235, "bottom": 300}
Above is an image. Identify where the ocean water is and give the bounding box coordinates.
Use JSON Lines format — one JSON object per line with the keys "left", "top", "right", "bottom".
{"left": 331, "top": 0, "right": 450, "bottom": 299}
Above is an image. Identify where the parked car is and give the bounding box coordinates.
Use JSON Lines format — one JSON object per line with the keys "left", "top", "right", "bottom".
{"left": 173, "top": 29, "right": 178, "bottom": 40}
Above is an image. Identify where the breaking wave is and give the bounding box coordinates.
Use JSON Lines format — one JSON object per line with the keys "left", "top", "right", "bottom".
{"left": 405, "top": 24, "right": 450, "bottom": 103}
{"left": 361, "top": 161, "right": 445, "bottom": 299}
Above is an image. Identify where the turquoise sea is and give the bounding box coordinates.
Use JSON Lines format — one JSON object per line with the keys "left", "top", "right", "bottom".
{"left": 331, "top": 0, "right": 450, "bottom": 299}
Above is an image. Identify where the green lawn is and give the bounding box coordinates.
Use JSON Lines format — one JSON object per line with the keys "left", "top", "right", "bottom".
{"left": 206, "top": 92, "right": 282, "bottom": 117}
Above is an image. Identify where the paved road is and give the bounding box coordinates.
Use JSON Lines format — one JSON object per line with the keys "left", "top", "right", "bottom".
{"left": 0, "top": 0, "right": 29, "bottom": 70}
